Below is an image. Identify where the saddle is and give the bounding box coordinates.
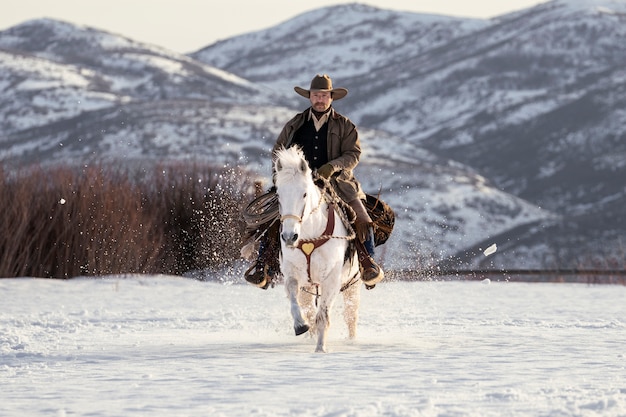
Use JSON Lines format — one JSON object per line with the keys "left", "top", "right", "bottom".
{"left": 362, "top": 193, "right": 395, "bottom": 247}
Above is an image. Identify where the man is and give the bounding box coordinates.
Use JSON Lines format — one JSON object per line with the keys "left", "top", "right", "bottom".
{"left": 245, "top": 74, "right": 383, "bottom": 289}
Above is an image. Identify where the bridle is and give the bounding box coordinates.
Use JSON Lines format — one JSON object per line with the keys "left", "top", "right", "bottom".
{"left": 279, "top": 188, "right": 323, "bottom": 224}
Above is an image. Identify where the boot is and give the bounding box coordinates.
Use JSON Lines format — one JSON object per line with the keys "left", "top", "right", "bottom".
{"left": 244, "top": 221, "right": 280, "bottom": 290}
{"left": 355, "top": 229, "right": 384, "bottom": 289}
{"left": 349, "top": 199, "right": 384, "bottom": 289}
{"left": 244, "top": 260, "right": 272, "bottom": 290}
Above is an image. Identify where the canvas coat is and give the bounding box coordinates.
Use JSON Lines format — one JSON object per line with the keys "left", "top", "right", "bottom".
{"left": 272, "top": 107, "right": 366, "bottom": 203}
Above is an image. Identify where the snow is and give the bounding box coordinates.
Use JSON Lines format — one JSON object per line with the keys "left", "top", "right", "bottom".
{"left": 0, "top": 51, "right": 86, "bottom": 91}
{"left": 193, "top": 3, "right": 488, "bottom": 91}
{"left": 559, "top": 0, "right": 626, "bottom": 13}
{"left": 0, "top": 50, "right": 124, "bottom": 134}
{"left": 2, "top": 275, "right": 625, "bottom": 416}
{"left": 483, "top": 243, "right": 498, "bottom": 256}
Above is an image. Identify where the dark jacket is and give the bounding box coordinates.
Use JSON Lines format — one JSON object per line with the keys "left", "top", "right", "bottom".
{"left": 272, "top": 107, "right": 365, "bottom": 202}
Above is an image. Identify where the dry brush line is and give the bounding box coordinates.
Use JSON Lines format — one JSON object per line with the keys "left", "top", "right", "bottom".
{"left": 0, "top": 162, "right": 255, "bottom": 278}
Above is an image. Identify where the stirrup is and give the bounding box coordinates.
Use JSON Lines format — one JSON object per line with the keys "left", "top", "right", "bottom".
{"left": 354, "top": 238, "right": 384, "bottom": 289}
{"left": 361, "top": 261, "right": 384, "bottom": 288}
{"left": 244, "top": 262, "right": 271, "bottom": 290}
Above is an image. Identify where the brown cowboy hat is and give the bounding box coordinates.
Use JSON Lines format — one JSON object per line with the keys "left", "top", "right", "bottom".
{"left": 294, "top": 74, "right": 348, "bottom": 100}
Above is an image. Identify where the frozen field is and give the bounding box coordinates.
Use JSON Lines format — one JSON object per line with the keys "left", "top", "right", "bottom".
{"left": 1, "top": 276, "right": 625, "bottom": 416}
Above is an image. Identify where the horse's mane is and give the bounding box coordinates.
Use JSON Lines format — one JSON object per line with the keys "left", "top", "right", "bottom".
{"left": 274, "top": 146, "right": 311, "bottom": 184}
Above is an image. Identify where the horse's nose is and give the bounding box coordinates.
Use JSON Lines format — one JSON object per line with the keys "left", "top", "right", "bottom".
{"left": 281, "top": 232, "right": 298, "bottom": 246}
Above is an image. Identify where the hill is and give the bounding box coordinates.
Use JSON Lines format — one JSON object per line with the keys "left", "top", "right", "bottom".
{"left": 1, "top": 1, "right": 624, "bottom": 270}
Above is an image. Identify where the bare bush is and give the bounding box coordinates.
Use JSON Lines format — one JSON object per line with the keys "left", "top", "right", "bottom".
{"left": 0, "top": 163, "right": 254, "bottom": 278}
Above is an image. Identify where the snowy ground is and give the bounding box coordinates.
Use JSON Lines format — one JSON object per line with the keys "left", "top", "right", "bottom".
{"left": 1, "top": 276, "right": 625, "bottom": 417}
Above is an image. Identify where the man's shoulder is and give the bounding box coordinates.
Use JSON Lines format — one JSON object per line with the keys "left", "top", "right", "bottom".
{"left": 279, "top": 110, "right": 307, "bottom": 138}
{"left": 330, "top": 108, "right": 356, "bottom": 126}
{"left": 287, "top": 109, "right": 308, "bottom": 124}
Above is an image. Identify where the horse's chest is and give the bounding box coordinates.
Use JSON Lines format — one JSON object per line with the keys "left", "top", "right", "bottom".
{"left": 284, "top": 244, "right": 340, "bottom": 283}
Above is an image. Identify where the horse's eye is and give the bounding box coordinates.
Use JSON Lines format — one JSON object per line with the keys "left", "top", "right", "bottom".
{"left": 303, "top": 193, "right": 307, "bottom": 199}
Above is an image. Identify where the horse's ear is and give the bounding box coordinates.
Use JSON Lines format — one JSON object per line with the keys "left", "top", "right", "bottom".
{"left": 299, "top": 158, "right": 307, "bottom": 172}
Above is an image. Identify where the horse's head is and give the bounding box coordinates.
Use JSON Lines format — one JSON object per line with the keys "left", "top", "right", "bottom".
{"left": 274, "top": 146, "right": 316, "bottom": 247}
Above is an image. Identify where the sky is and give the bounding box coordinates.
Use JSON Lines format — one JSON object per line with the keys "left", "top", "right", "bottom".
{"left": 0, "top": 0, "right": 548, "bottom": 53}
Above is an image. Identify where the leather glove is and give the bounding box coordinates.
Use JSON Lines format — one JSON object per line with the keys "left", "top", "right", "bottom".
{"left": 317, "top": 163, "right": 335, "bottom": 179}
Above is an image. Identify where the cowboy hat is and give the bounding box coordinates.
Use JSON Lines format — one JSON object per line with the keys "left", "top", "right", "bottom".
{"left": 294, "top": 74, "right": 348, "bottom": 100}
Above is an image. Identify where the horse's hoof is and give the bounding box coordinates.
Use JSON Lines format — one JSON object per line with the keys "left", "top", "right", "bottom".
{"left": 294, "top": 324, "right": 309, "bottom": 336}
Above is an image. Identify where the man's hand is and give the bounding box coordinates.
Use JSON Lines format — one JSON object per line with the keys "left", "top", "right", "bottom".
{"left": 317, "top": 163, "right": 335, "bottom": 179}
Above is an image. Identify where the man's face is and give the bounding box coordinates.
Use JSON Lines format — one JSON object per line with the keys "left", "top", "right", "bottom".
{"left": 310, "top": 91, "right": 332, "bottom": 112}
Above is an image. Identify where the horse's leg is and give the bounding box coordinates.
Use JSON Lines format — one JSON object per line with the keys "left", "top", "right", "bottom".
{"left": 342, "top": 278, "right": 361, "bottom": 340}
{"left": 298, "top": 285, "right": 317, "bottom": 337}
{"left": 314, "top": 303, "right": 330, "bottom": 353}
{"left": 314, "top": 275, "right": 341, "bottom": 353}
{"left": 285, "top": 275, "right": 309, "bottom": 336}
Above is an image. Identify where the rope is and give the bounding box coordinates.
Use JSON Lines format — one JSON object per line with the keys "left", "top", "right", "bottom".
{"left": 300, "top": 284, "right": 320, "bottom": 307}
{"left": 309, "top": 172, "right": 356, "bottom": 242}
{"left": 242, "top": 191, "right": 279, "bottom": 228}
{"left": 340, "top": 272, "right": 361, "bottom": 292}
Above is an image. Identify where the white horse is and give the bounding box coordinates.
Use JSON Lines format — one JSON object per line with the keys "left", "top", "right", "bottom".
{"left": 274, "top": 146, "right": 361, "bottom": 353}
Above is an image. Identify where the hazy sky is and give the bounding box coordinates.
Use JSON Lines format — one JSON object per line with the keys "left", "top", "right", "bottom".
{"left": 1, "top": 0, "right": 547, "bottom": 53}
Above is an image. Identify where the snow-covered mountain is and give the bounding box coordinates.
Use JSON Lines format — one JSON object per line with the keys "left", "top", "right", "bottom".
{"left": 0, "top": 19, "right": 286, "bottom": 136}
{"left": 194, "top": 0, "right": 626, "bottom": 269}
{"left": 190, "top": 4, "right": 488, "bottom": 93}
{"left": 0, "top": 18, "right": 281, "bottom": 102}
{"left": 1, "top": 0, "right": 622, "bottom": 271}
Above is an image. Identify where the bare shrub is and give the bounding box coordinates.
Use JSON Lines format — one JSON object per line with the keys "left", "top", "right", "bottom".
{"left": 0, "top": 162, "right": 254, "bottom": 278}
{"left": 149, "top": 162, "right": 253, "bottom": 274}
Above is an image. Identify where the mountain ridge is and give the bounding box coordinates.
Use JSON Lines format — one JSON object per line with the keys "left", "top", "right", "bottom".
{"left": 1, "top": 0, "right": 624, "bottom": 270}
